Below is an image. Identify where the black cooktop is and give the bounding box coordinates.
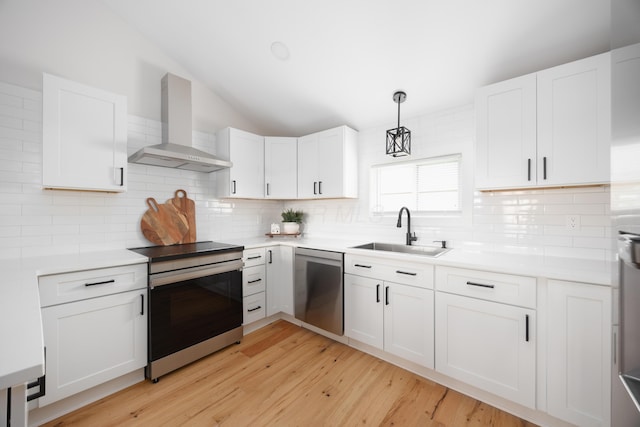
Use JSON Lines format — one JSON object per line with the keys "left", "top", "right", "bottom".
{"left": 128, "top": 241, "right": 244, "bottom": 263}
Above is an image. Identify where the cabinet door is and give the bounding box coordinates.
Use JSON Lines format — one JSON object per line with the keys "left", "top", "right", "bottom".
{"left": 384, "top": 283, "right": 434, "bottom": 368}
{"left": 265, "top": 137, "right": 297, "bottom": 199}
{"left": 547, "top": 280, "right": 611, "bottom": 427}
{"left": 297, "top": 134, "right": 319, "bottom": 198}
{"left": 537, "top": 53, "right": 610, "bottom": 186}
{"left": 475, "top": 74, "right": 537, "bottom": 190}
{"left": 43, "top": 73, "right": 127, "bottom": 192}
{"left": 266, "top": 246, "right": 294, "bottom": 316}
{"left": 344, "top": 274, "right": 383, "bottom": 349}
{"left": 40, "top": 289, "right": 147, "bottom": 406}
{"left": 228, "top": 128, "right": 264, "bottom": 198}
{"left": 316, "top": 127, "right": 345, "bottom": 198}
{"left": 435, "top": 292, "right": 535, "bottom": 408}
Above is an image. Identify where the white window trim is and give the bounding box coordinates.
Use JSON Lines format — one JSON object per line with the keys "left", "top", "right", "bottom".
{"left": 369, "top": 154, "right": 472, "bottom": 226}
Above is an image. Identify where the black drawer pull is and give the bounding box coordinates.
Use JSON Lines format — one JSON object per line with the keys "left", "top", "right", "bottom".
{"left": 85, "top": 279, "right": 115, "bottom": 287}
{"left": 376, "top": 284, "right": 380, "bottom": 303}
{"left": 248, "top": 278, "right": 262, "bottom": 284}
{"left": 527, "top": 158, "right": 531, "bottom": 181}
{"left": 247, "top": 255, "right": 262, "bottom": 260}
{"left": 355, "top": 264, "right": 372, "bottom": 269}
{"left": 543, "top": 157, "right": 547, "bottom": 180}
{"left": 140, "top": 294, "right": 144, "bottom": 315}
{"left": 385, "top": 286, "right": 390, "bottom": 305}
{"left": 466, "top": 281, "right": 495, "bottom": 289}
{"left": 396, "top": 270, "right": 417, "bottom": 276}
{"left": 248, "top": 306, "right": 262, "bottom": 312}
{"left": 525, "top": 314, "right": 530, "bottom": 342}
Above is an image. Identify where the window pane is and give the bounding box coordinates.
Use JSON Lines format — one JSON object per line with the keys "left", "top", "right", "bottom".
{"left": 371, "top": 154, "right": 461, "bottom": 214}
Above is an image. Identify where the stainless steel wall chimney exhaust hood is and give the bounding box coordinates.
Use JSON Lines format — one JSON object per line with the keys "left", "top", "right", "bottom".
{"left": 128, "top": 73, "right": 232, "bottom": 172}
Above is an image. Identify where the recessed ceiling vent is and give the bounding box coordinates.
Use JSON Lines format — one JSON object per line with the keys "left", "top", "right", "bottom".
{"left": 128, "top": 73, "right": 232, "bottom": 172}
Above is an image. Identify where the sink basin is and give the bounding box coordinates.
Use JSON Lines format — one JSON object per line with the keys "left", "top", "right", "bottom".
{"left": 352, "top": 242, "right": 449, "bottom": 257}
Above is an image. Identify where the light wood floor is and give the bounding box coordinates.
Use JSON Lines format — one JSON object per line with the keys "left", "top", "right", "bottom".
{"left": 44, "top": 320, "right": 538, "bottom": 426}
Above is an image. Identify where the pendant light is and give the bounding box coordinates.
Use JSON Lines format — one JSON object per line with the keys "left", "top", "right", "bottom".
{"left": 386, "top": 90, "right": 411, "bottom": 157}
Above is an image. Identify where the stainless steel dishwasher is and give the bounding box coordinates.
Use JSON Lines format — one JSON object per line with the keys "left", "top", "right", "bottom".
{"left": 294, "top": 247, "right": 344, "bottom": 335}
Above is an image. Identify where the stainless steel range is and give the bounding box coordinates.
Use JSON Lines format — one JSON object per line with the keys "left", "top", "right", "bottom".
{"left": 128, "top": 241, "right": 244, "bottom": 382}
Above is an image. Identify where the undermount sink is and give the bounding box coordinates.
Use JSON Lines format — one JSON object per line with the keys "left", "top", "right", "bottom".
{"left": 352, "top": 242, "right": 450, "bottom": 258}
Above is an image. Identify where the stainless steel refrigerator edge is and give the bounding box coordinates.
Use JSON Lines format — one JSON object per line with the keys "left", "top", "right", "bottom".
{"left": 294, "top": 247, "right": 344, "bottom": 336}
{"left": 611, "top": 1, "right": 640, "bottom": 424}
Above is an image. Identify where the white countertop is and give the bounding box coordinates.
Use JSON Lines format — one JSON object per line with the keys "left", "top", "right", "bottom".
{"left": 0, "top": 250, "right": 147, "bottom": 390}
{"left": 236, "top": 236, "right": 613, "bottom": 286}
{"left": 0, "top": 238, "right": 613, "bottom": 391}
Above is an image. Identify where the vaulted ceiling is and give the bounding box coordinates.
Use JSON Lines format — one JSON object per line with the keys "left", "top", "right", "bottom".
{"left": 102, "top": 0, "right": 610, "bottom": 136}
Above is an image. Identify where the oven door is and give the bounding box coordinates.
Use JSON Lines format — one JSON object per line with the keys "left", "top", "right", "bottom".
{"left": 149, "top": 263, "right": 242, "bottom": 362}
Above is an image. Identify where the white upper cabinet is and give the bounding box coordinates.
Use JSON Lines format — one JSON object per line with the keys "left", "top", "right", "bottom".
{"left": 264, "top": 137, "right": 297, "bottom": 199}
{"left": 475, "top": 52, "right": 610, "bottom": 190}
{"left": 537, "top": 53, "right": 610, "bottom": 186}
{"left": 216, "top": 127, "right": 264, "bottom": 198}
{"left": 42, "top": 73, "right": 127, "bottom": 192}
{"left": 475, "top": 74, "right": 537, "bottom": 189}
{"left": 297, "top": 125, "right": 358, "bottom": 199}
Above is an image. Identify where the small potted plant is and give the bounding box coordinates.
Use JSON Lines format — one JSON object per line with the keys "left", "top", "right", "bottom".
{"left": 281, "top": 208, "right": 304, "bottom": 234}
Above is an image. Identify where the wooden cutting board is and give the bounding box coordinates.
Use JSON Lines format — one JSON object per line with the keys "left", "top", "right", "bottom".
{"left": 141, "top": 197, "right": 189, "bottom": 245}
{"left": 168, "top": 189, "right": 196, "bottom": 244}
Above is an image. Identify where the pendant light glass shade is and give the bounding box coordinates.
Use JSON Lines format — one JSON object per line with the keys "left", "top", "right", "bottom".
{"left": 386, "top": 91, "right": 411, "bottom": 157}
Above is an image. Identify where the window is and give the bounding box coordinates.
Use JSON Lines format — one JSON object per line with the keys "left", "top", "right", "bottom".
{"left": 370, "top": 154, "right": 461, "bottom": 215}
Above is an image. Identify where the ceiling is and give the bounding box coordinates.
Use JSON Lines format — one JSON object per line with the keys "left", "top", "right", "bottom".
{"left": 101, "top": 0, "right": 610, "bottom": 136}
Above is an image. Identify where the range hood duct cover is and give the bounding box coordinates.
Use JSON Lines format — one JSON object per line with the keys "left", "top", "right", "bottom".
{"left": 128, "top": 73, "right": 232, "bottom": 172}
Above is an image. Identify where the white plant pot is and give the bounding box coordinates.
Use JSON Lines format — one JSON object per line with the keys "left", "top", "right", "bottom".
{"left": 282, "top": 222, "right": 300, "bottom": 234}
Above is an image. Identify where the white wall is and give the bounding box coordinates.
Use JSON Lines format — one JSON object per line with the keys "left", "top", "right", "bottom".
{"left": 0, "top": 0, "right": 259, "bottom": 135}
{"left": 287, "top": 105, "right": 612, "bottom": 261}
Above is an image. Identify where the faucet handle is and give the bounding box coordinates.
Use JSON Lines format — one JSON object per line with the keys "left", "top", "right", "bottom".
{"left": 410, "top": 232, "right": 418, "bottom": 242}
{"left": 433, "top": 240, "right": 447, "bottom": 249}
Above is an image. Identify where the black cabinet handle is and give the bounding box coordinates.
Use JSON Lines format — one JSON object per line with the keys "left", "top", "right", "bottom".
{"left": 85, "top": 279, "right": 115, "bottom": 287}
{"left": 376, "top": 284, "right": 380, "bottom": 303}
{"left": 140, "top": 294, "right": 144, "bottom": 315}
{"left": 396, "top": 270, "right": 417, "bottom": 276}
{"left": 248, "top": 306, "right": 262, "bottom": 312}
{"left": 232, "top": 180, "right": 237, "bottom": 194}
{"left": 543, "top": 157, "right": 547, "bottom": 180}
{"left": 248, "top": 278, "right": 262, "bottom": 284}
{"left": 266, "top": 183, "right": 270, "bottom": 196}
{"left": 466, "top": 281, "right": 495, "bottom": 289}
{"left": 385, "top": 286, "right": 390, "bottom": 305}
{"left": 525, "top": 314, "right": 530, "bottom": 342}
{"left": 318, "top": 181, "right": 323, "bottom": 194}
{"left": 119, "top": 167, "right": 124, "bottom": 186}
{"left": 268, "top": 250, "right": 273, "bottom": 264}
{"left": 354, "top": 264, "right": 372, "bottom": 269}
{"left": 527, "top": 159, "right": 531, "bottom": 181}
{"left": 247, "top": 255, "right": 262, "bottom": 260}
{"left": 313, "top": 181, "right": 318, "bottom": 195}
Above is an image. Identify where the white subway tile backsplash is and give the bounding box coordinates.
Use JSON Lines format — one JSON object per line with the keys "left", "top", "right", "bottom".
{"left": 0, "top": 80, "right": 614, "bottom": 261}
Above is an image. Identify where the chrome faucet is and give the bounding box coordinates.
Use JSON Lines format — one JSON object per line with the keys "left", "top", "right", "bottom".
{"left": 396, "top": 206, "right": 418, "bottom": 246}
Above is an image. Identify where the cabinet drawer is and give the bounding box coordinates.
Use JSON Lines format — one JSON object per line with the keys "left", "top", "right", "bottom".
{"left": 435, "top": 266, "right": 536, "bottom": 309}
{"left": 243, "top": 247, "right": 266, "bottom": 268}
{"left": 243, "top": 265, "right": 266, "bottom": 296}
{"left": 39, "top": 263, "right": 147, "bottom": 307}
{"left": 345, "top": 254, "right": 434, "bottom": 289}
{"left": 243, "top": 292, "right": 266, "bottom": 324}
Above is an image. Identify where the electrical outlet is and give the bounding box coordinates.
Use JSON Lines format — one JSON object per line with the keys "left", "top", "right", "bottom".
{"left": 566, "top": 215, "right": 580, "bottom": 230}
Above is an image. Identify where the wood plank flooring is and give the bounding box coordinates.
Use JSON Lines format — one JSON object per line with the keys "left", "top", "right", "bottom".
{"left": 43, "top": 321, "right": 538, "bottom": 426}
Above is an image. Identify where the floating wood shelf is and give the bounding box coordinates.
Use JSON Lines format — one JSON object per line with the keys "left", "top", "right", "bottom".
{"left": 265, "top": 232, "right": 301, "bottom": 238}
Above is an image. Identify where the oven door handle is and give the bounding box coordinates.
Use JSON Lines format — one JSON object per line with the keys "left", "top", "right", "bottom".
{"left": 150, "top": 259, "right": 244, "bottom": 288}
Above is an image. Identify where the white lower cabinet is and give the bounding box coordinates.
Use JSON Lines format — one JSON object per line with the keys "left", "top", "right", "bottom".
{"left": 435, "top": 292, "right": 535, "bottom": 408}
{"left": 344, "top": 254, "right": 434, "bottom": 368}
{"left": 434, "top": 266, "right": 536, "bottom": 409}
{"left": 266, "top": 246, "right": 294, "bottom": 317}
{"left": 40, "top": 289, "right": 147, "bottom": 406}
{"left": 38, "top": 263, "right": 147, "bottom": 407}
{"left": 546, "top": 280, "right": 612, "bottom": 427}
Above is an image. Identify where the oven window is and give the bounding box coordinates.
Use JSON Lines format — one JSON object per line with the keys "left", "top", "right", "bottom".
{"left": 149, "top": 269, "right": 242, "bottom": 360}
